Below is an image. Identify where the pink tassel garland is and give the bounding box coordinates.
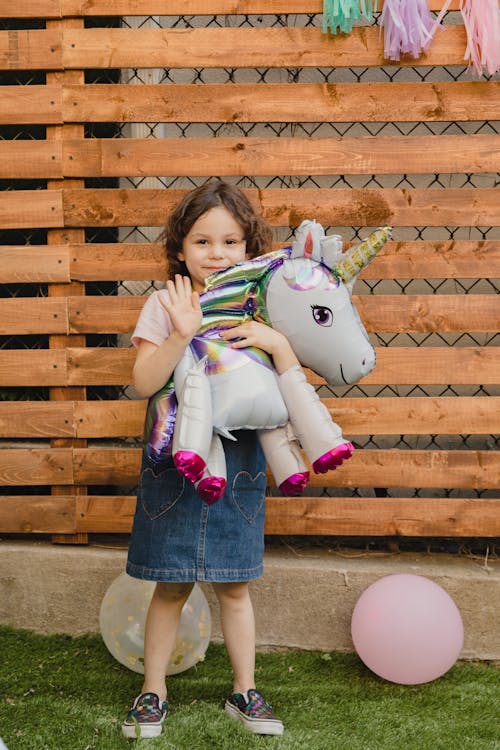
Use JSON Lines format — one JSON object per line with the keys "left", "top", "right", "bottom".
{"left": 380, "top": 0, "right": 449, "bottom": 61}
{"left": 460, "top": 0, "right": 500, "bottom": 76}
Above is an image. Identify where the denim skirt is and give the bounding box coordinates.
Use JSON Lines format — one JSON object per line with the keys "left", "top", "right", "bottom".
{"left": 126, "top": 430, "right": 267, "bottom": 582}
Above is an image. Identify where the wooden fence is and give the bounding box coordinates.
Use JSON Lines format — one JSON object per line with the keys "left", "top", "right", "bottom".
{"left": 0, "top": 1, "right": 499, "bottom": 544}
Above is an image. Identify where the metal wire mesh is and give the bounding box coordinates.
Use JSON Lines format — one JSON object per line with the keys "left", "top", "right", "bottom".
{"left": 1, "top": 13, "right": 499, "bottom": 533}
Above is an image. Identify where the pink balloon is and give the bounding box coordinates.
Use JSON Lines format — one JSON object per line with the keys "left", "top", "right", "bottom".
{"left": 351, "top": 574, "right": 464, "bottom": 685}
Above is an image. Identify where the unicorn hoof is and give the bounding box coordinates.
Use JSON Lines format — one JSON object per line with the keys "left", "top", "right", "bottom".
{"left": 197, "top": 476, "right": 227, "bottom": 505}
{"left": 279, "top": 471, "right": 310, "bottom": 496}
{"left": 312, "top": 442, "right": 355, "bottom": 474}
{"left": 173, "top": 451, "right": 206, "bottom": 483}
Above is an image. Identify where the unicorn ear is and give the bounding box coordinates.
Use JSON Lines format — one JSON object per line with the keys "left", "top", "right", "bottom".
{"left": 320, "top": 233, "right": 343, "bottom": 269}
{"left": 291, "top": 220, "right": 325, "bottom": 263}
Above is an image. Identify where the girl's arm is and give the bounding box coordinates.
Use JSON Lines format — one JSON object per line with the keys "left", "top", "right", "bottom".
{"left": 133, "top": 275, "right": 202, "bottom": 398}
{"left": 219, "top": 321, "right": 299, "bottom": 375}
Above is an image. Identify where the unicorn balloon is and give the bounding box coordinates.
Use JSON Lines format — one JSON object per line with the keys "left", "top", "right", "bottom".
{"left": 143, "top": 222, "right": 392, "bottom": 504}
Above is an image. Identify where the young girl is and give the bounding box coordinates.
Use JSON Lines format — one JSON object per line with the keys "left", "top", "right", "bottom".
{"left": 122, "top": 180, "right": 299, "bottom": 739}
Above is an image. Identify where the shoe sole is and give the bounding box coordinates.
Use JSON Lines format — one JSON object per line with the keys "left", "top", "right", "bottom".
{"left": 224, "top": 701, "right": 284, "bottom": 735}
{"left": 121, "top": 722, "right": 163, "bottom": 739}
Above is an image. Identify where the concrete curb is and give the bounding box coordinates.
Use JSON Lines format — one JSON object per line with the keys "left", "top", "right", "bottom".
{"left": 0, "top": 541, "right": 498, "bottom": 660}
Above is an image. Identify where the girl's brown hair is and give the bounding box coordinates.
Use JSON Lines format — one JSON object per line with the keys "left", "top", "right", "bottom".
{"left": 161, "top": 179, "right": 273, "bottom": 280}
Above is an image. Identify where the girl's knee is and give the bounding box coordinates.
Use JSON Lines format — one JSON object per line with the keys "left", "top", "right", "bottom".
{"left": 212, "top": 581, "right": 250, "bottom": 604}
{"left": 154, "top": 581, "right": 194, "bottom": 604}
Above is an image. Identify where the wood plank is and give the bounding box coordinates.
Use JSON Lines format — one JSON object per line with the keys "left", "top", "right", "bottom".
{"left": 0, "top": 140, "right": 62, "bottom": 179}
{"left": 68, "top": 240, "right": 500, "bottom": 281}
{"left": 62, "top": 27, "right": 469, "bottom": 69}
{"left": 0, "top": 0, "right": 62, "bottom": 16}
{"left": 0, "top": 246, "right": 70, "bottom": 283}
{"left": 0, "top": 402, "right": 74, "bottom": 438}
{"left": 63, "top": 134, "right": 500, "bottom": 178}
{"left": 0, "top": 0, "right": 459, "bottom": 16}
{"left": 0, "top": 449, "right": 73, "bottom": 485}
{"left": 73, "top": 396, "right": 500, "bottom": 439}
{"left": 71, "top": 243, "right": 167, "bottom": 281}
{"left": 0, "top": 86, "right": 62, "bottom": 125}
{"left": 66, "top": 293, "right": 499, "bottom": 334}
{"left": 62, "top": 346, "right": 500, "bottom": 386}
{"left": 72, "top": 447, "right": 500, "bottom": 489}
{"left": 0, "top": 495, "right": 76, "bottom": 534}
{"left": 0, "top": 298, "right": 68, "bottom": 335}
{"left": 74, "top": 494, "right": 500, "bottom": 536}
{"left": 0, "top": 29, "right": 62, "bottom": 70}
{"left": 0, "top": 189, "right": 63, "bottom": 230}
{"left": 61, "top": 0, "right": 463, "bottom": 14}
{"left": 63, "top": 187, "right": 500, "bottom": 228}
{"left": 0, "top": 350, "right": 67, "bottom": 386}
{"left": 264, "top": 496, "right": 500, "bottom": 536}
{"left": 64, "top": 81, "right": 500, "bottom": 125}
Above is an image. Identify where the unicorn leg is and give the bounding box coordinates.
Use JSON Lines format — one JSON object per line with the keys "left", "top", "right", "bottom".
{"left": 195, "top": 433, "right": 227, "bottom": 505}
{"left": 172, "top": 357, "right": 213, "bottom": 483}
{"left": 258, "top": 424, "right": 309, "bottom": 496}
{"left": 277, "top": 365, "right": 354, "bottom": 474}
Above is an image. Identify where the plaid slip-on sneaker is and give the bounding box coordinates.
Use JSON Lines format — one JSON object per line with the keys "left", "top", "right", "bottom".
{"left": 121, "top": 692, "right": 168, "bottom": 739}
{"left": 224, "top": 688, "right": 284, "bottom": 735}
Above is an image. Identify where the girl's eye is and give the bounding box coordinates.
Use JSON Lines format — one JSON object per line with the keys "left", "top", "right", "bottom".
{"left": 311, "top": 305, "right": 333, "bottom": 327}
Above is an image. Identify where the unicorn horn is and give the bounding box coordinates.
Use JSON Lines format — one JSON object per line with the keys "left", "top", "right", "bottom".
{"left": 334, "top": 226, "right": 392, "bottom": 286}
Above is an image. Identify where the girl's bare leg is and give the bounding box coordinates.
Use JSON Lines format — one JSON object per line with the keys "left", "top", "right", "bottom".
{"left": 141, "top": 581, "right": 194, "bottom": 700}
{"left": 213, "top": 581, "right": 256, "bottom": 693}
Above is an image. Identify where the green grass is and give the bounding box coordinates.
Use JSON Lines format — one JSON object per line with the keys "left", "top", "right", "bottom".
{"left": 0, "top": 626, "right": 498, "bottom": 750}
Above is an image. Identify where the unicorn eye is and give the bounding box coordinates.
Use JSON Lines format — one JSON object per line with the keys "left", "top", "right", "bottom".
{"left": 311, "top": 304, "right": 333, "bottom": 327}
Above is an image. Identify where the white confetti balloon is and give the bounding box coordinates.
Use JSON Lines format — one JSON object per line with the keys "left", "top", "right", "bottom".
{"left": 100, "top": 573, "right": 211, "bottom": 675}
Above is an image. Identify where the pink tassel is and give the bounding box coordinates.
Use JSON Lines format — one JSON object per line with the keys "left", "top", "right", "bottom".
{"left": 460, "top": 0, "right": 500, "bottom": 76}
{"left": 380, "top": 0, "right": 450, "bottom": 61}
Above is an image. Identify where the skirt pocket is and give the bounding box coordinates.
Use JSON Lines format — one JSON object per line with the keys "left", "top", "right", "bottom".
{"left": 231, "top": 469, "right": 266, "bottom": 524}
{"left": 139, "top": 464, "right": 185, "bottom": 520}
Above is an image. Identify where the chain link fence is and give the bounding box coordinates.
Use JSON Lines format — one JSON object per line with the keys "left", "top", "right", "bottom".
{"left": 1, "top": 12, "right": 498, "bottom": 549}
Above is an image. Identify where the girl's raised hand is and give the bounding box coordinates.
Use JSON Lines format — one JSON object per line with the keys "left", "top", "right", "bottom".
{"left": 159, "top": 275, "right": 202, "bottom": 341}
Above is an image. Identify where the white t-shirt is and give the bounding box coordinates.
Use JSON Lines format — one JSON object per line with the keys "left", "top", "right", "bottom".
{"left": 131, "top": 290, "right": 174, "bottom": 348}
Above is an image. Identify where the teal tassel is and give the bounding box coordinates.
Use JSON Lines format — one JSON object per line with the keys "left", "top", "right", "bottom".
{"left": 322, "top": 0, "right": 374, "bottom": 34}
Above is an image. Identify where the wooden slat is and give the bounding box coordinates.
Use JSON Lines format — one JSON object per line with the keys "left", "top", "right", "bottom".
{"left": 0, "top": 140, "right": 62, "bottom": 180}
{"left": 0, "top": 396, "right": 496, "bottom": 440}
{"left": 63, "top": 81, "right": 500, "bottom": 125}
{"left": 65, "top": 293, "right": 499, "bottom": 334}
{"left": 68, "top": 240, "right": 500, "bottom": 281}
{"left": 0, "top": 0, "right": 460, "bottom": 16}
{"left": 0, "top": 29, "right": 62, "bottom": 70}
{"left": 0, "top": 189, "right": 63, "bottom": 230}
{"left": 73, "top": 396, "right": 500, "bottom": 438}
{"left": 0, "top": 350, "right": 67, "bottom": 386}
{"left": 0, "top": 86, "right": 62, "bottom": 125}
{"left": 71, "top": 243, "right": 167, "bottom": 281}
{"left": 0, "top": 496, "right": 76, "bottom": 534}
{"left": 62, "top": 187, "right": 500, "bottom": 228}
{"left": 61, "top": 27, "right": 470, "bottom": 69}
{"left": 0, "top": 347, "right": 495, "bottom": 387}
{"left": 62, "top": 134, "right": 500, "bottom": 178}
{"left": 0, "top": 298, "right": 68, "bottom": 335}
{"left": 0, "top": 449, "right": 73, "bottom": 485}
{"left": 74, "top": 494, "right": 498, "bottom": 537}
{"left": 0, "top": 246, "right": 70, "bottom": 283}
{"left": 0, "top": 402, "right": 74, "bottom": 438}
{"left": 263, "top": 496, "right": 500, "bottom": 536}
{"left": 63, "top": 346, "right": 500, "bottom": 386}
{"left": 71, "top": 447, "right": 500, "bottom": 488}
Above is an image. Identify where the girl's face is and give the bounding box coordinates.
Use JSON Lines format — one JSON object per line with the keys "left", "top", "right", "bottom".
{"left": 178, "top": 205, "right": 247, "bottom": 292}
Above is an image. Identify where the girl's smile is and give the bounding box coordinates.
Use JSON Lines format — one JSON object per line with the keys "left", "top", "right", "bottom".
{"left": 178, "top": 205, "right": 247, "bottom": 292}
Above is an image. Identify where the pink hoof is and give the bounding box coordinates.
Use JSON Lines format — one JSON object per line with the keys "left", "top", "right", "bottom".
{"left": 312, "top": 442, "right": 355, "bottom": 474}
{"left": 197, "top": 476, "right": 227, "bottom": 506}
{"left": 279, "top": 471, "right": 310, "bottom": 497}
{"left": 174, "top": 450, "right": 206, "bottom": 483}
